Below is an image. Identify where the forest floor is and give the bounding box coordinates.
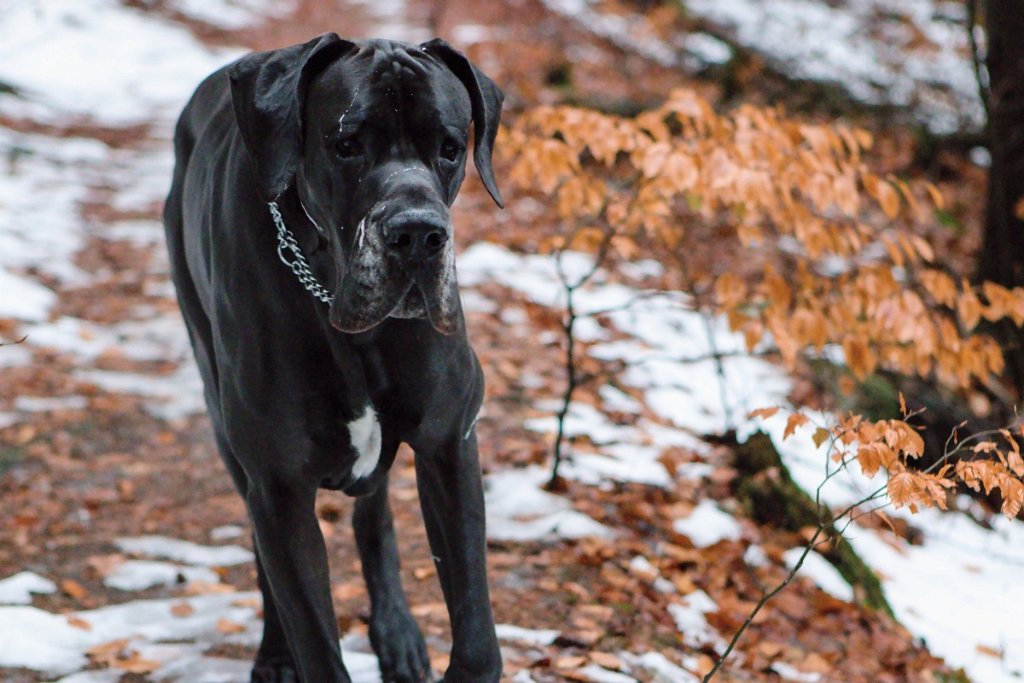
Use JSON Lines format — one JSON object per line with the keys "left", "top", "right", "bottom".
{"left": 0, "top": 1, "right": 1021, "bottom": 682}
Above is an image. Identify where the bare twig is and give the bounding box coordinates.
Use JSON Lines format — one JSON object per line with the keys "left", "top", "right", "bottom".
{"left": 703, "top": 422, "right": 1011, "bottom": 681}
{"left": 966, "top": 0, "right": 992, "bottom": 123}
{"left": 548, "top": 231, "right": 613, "bottom": 487}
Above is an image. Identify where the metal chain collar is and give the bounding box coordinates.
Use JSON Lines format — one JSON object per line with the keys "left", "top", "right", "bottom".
{"left": 268, "top": 201, "right": 334, "bottom": 304}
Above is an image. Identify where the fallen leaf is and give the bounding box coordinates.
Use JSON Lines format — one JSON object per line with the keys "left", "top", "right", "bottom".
{"left": 61, "top": 579, "right": 88, "bottom": 600}
{"left": 216, "top": 618, "right": 246, "bottom": 634}
{"left": 170, "top": 602, "right": 195, "bottom": 617}
{"left": 66, "top": 616, "right": 92, "bottom": 631}
{"left": 114, "top": 652, "right": 161, "bottom": 674}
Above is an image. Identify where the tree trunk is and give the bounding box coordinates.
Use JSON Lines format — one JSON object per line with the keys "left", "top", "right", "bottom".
{"left": 976, "top": 0, "right": 1024, "bottom": 396}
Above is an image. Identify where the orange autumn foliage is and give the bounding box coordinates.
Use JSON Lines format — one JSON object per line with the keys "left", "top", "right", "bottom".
{"left": 502, "top": 88, "right": 1024, "bottom": 518}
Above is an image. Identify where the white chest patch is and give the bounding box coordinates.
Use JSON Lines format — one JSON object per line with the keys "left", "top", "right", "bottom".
{"left": 347, "top": 404, "right": 382, "bottom": 479}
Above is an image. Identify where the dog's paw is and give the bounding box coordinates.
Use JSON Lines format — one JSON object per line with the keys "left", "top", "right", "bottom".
{"left": 251, "top": 658, "right": 298, "bottom": 683}
{"left": 369, "top": 611, "right": 432, "bottom": 682}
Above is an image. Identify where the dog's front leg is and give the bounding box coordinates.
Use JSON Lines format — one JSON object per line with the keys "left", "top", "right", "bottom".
{"left": 415, "top": 432, "right": 501, "bottom": 682}
{"left": 353, "top": 474, "right": 432, "bottom": 682}
{"left": 248, "top": 477, "right": 351, "bottom": 683}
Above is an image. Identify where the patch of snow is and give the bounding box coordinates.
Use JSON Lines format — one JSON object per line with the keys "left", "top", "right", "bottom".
{"left": 210, "top": 525, "right": 245, "bottom": 541}
{"left": 743, "top": 544, "right": 770, "bottom": 568}
{"left": 76, "top": 362, "right": 205, "bottom": 421}
{"left": 772, "top": 661, "right": 822, "bottom": 682}
{"left": 846, "top": 510, "right": 1024, "bottom": 683}
{"left": 167, "top": 0, "right": 297, "bottom": 29}
{"left": 684, "top": 0, "right": 983, "bottom": 133}
{"left": 495, "top": 624, "right": 560, "bottom": 646}
{"left": 103, "top": 561, "right": 220, "bottom": 592}
{"left": 485, "top": 466, "right": 613, "bottom": 541}
{"left": 450, "top": 24, "right": 494, "bottom": 46}
{"left": 0, "top": 572, "right": 56, "bottom": 605}
{"left": 577, "top": 664, "right": 635, "bottom": 683}
{"left": 115, "top": 536, "right": 253, "bottom": 567}
{"left": 51, "top": 672, "right": 122, "bottom": 683}
{"left": 0, "top": 592, "right": 260, "bottom": 676}
{"left": 970, "top": 146, "right": 992, "bottom": 168}
{"left": 672, "top": 499, "right": 743, "bottom": 547}
{"left": 0, "top": 342, "right": 31, "bottom": 368}
{"left": 599, "top": 385, "right": 643, "bottom": 413}
{"left": 26, "top": 315, "right": 192, "bottom": 364}
{"left": 0, "top": 270, "right": 56, "bottom": 322}
{"left": 620, "top": 651, "right": 699, "bottom": 682}
{"left": 525, "top": 402, "right": 671, "bottom": 487}
{"left": 539, "top": 0, "right": 680, "bottom": 68}
{"left": 527, "top": 401, "right": 638, "bottom": 447}
{"left": 667, "top": 590, "right": 726, "bottom": 652}
{"left": 0, "top": 0, "right": 243, "bottom": 124}
{"left": 782, "top": 548, "right": 854, "bottom": 602}
{"left": 347, "top": 0, "right": 426, "bottom": 43}
{"left": 685, "top": 32, "right": 733, "bottom": 66}
{"left": 13, "top": 396, "right": 88, "bottom": 413}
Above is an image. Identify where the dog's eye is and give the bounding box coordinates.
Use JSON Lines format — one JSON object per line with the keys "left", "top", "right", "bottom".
{"left": 440, "top": 138, "right": 461, "bottom": 162}
{"left": 336, "top": 137, "right": 362, "bottom": 159}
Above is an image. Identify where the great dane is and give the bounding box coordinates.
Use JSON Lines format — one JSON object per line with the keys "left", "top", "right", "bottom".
{"left": 163, "top": 34, "right": 504, "bottom": 682}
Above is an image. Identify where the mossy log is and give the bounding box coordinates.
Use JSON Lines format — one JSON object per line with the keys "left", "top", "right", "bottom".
{"left": 730, "top": 431, "right": 894, "bottom": 617}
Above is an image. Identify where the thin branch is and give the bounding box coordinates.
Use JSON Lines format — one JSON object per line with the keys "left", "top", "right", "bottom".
{"left": 549, "top": 231, "right": 614, "bottom": 487}
{"left": 966, "top": 0, "right": 992, "bottom": 123}
{"left": 704, "top": 422, "right": 1014, "bottom": 681}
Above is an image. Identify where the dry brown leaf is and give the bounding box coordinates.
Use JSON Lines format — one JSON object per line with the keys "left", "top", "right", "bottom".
{"left": 216, "top": 618, "right": 246, "bottom": 634}
{"left": 66, "top": 616, "right": 92, "bottom": 631}
{"left": 61, "top": 579, "right": 88, "bottom": 600}
{"left": 170, "top": 602, "right": 195, "bottom": 618}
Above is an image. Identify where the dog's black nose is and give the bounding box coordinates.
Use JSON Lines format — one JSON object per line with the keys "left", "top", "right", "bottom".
{"left": 384, "top": 213, "right": 449, "bottom": 262}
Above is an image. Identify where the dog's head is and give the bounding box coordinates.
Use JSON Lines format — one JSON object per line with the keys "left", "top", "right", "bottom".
{"left": 228, "top": 34, "right": 503, "bottom": 335}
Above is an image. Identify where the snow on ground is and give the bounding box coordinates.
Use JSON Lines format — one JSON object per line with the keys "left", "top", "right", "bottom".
{"left": 115, "top": 536, "right": 254, "bottom": 567}
{"left": 782, "top": 548, "right": 854, "bottom": 603}
{"left": 543, "top": 0, "right": 980, "bottom": 133}
{"left": 683, "top": 0, "right": 983, "bottom": 133}
{"left": 167, "top": 0, "right": 299, "bottom": 30}
{"left": 0, "top": 0, "right": 243, "bottom": 125}
{"left": 672, "top": 499, "right": 743, "bottom": 548}
{"left": 0, "top": 571, "right": 57, "bottom": 605}
{"left": 460, "top": 242, "right": 1024, "bottom": 682}
{"left": 539, "top": 0, "right": 732, "bottom": 71}
{"left": 485, "top": 466, "right": 614, "bottom": 541}
{"left": 0, "top": 1, "right": 1020, "bottom": 680}
{"left": 103, "top": 561, "right": 221, "bottom": 592}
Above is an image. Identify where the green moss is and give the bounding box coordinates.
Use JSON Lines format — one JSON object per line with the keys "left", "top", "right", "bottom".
{"left": 732, "top": 432, "right": 894, "bottom": 617}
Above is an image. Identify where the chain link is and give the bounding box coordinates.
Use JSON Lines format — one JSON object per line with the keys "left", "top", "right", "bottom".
{"left": 268, "top": 201, "right": 334, "bottom": 304}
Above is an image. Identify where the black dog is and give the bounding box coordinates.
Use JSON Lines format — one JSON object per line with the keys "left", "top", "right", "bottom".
{"left": 163, "top": 34, "right": 504, "bottom": 682}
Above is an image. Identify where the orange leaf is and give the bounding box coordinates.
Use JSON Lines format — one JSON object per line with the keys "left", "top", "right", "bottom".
{"left": 217, "top": 618, "right": 247, "bottom": 634}
{"left": 61, "top": 579, "right": 88, "bottom": 600}
{"left": 784, "top": 413, "right": 810, "bottom": 440}
{"left": 170, "top": 602, "right": 195, "bottom": 618}
{"left": 748, "top": 407, "right": 781, "bottom": 420}
{"left": 877, "top": 181, "right": 901, "bottom": 218}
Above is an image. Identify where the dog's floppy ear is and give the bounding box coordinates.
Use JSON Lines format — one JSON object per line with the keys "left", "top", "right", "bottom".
{"left": 420, "top": 39, "right": 505, "bottom": 209}
{"left": 228, "top": 33, "right": 357, "bottom": 200}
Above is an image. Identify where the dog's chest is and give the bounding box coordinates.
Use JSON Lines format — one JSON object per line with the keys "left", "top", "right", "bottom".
{"left": 346, "top": 404, "right": 382, "bottom": 479}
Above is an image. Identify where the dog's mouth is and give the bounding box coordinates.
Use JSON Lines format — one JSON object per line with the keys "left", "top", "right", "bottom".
{"left": 328, "top": 273, "right": 459, "bottom": 335}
